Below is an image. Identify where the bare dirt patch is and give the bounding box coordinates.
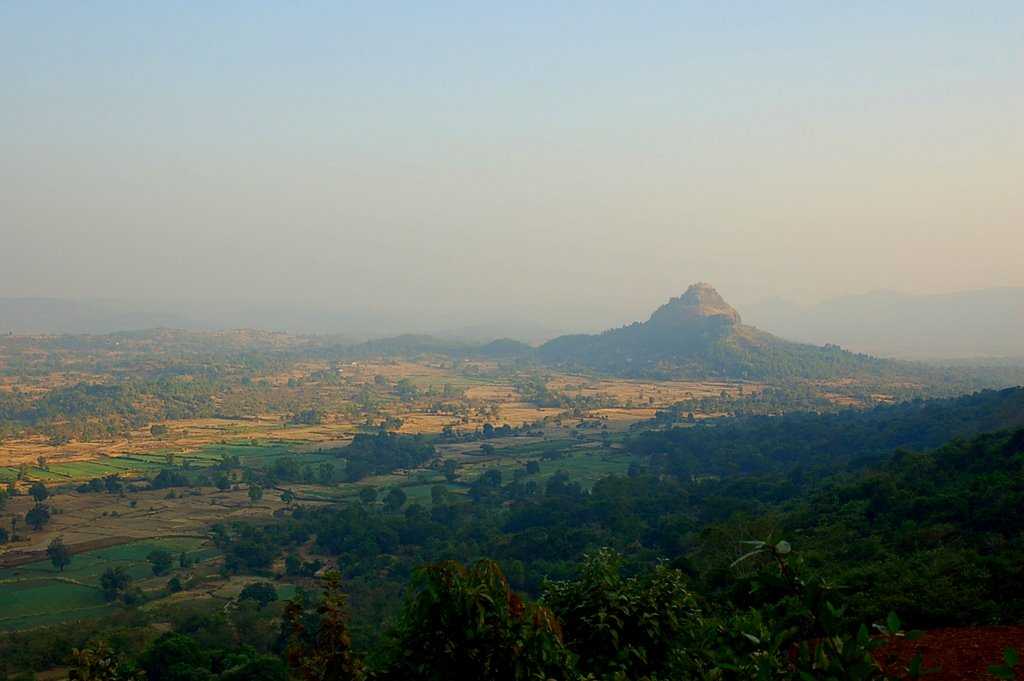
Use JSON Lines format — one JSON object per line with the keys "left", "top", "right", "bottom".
{"left": 877, "top": 626, "right": 1024, "bottom": 680}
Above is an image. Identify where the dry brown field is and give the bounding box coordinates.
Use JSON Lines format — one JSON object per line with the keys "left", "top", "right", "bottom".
{"left": 0, "top": 483, "right": 324, "bottom": 563}
{"left": 0, "top": 358, "right": 766, "bottom": 475}
{"left": 545, "top": 374, "right": 762, "bottom": 407}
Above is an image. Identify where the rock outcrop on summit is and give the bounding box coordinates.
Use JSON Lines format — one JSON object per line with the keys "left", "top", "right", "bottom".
{"left": 537, "top": 283, "right": 890, "bottom": 380}
{"left": 646, "top": 282, "right": 743, "bottom": 327}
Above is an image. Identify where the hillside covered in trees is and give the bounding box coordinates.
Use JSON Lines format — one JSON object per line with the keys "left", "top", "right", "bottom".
{"left": 4, "top": 387, "right": 1024, "bottom": 680}
{"left": 536, "top": 283, "right": 895, "bottom": 380}
{"left": 9, "top": 425, "right": 1022, "bottom": 680}
{"left": 633, "top": 386, "right": 1024, "bottom": 477}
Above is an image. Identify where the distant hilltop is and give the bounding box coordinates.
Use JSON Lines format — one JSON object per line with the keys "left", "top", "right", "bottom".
{"left": 647, "top": 283, "right": 742, "bottom": 326}
{"left": 536, "top": 283, "right": 890, "bottom": 380}
{"left": 4, "top": 283, "right": 1020, "bottom": 368}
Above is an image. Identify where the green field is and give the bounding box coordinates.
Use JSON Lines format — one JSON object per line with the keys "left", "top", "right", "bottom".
{"left": 0, "top": 434, "right": 636, "bottom": 631}
{"left": 0, "top": 537, "right": 215, "bottom": 631}
{"left": 3, "top": 440, "right": 340, "bottom": 487}
{"left": 315, "top": 437, "right": 631, "bottom": 505}
{"left": 4, "top": 433, "right": 625, "bottom": 500}
{"left": 0, "top": 580, "right": 109, "bottom": 628}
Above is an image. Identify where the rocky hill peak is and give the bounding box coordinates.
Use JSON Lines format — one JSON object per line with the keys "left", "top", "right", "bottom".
{"left": 647, "top": 283, "right": 742, "bottom": 326}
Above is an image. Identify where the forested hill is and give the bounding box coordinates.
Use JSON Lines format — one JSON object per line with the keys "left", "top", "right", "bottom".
{"left": 27, "top": 424, "right": 1024, "bottom": 680}
{"left": 773, "top": 426, "right": 1024, "bottom": 626}
{"left": 337, "top": 334, "right": 533, "bottom": 359}
{"left": 536, "top": 283, "right": 895, "bottom": 380}
{"left": 631, "top": 386, "right": 1024, "bottom": 478}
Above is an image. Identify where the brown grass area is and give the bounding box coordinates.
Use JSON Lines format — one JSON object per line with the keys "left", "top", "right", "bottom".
{"left": 589, "top": 407, "right": 659, "bottom": 430}
{"left": 348, "top": 360, "right": 463, "bottom": 385}
{"left": 0, "top": 535, "right": 134, "bottom": 569}
{"left": 463, "top": 384, "right": 519, "bottom": 401}
{"left": 0, "top": 361, "right": 826, "bottom": 475}
{"left": 0, "top": 370, "right": 110, "bottom": 395}
{"left": 546, "top": 375, "right": 762, "bottom": 407}
{"left": 0, "top": 415, "right": 367, "bottom": 468}
{"left": 257, "top": 361, "right": 331, "bottom": 387}
{"left": 0, "top": 484, "right": 323, "bottom": 560}
{"left": 0, "top": 375, "right": 572, "bottom": 469}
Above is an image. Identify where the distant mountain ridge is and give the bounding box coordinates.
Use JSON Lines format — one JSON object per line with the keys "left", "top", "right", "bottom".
{"left": 743, "top": 287, "right": 1024, "bottom": 359}
{"left": 537, "top": 283, "right": 891, "bottom": 380}
{"left": 0, "top": 298, "right": 194, "bottom": 335}
{"left": 0, "top": 297, "right": 573, "bottom": 341}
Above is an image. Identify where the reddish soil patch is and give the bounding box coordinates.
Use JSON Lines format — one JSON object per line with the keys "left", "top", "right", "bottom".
{"left": 878, "top": 627, "right": 1024, "bottom": 680}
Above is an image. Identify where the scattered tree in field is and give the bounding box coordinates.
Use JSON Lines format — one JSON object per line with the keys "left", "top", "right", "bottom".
{"left": 384, "top": 487, "right": 407, "bottom": 512}
{"left": 248, "top": 484, "right": 264, "bottom": 504}
{"left": 317, "top": 462, "right": 335, "bottom": 485}
{"left": 100, "top": 567, "right": 132, "bottom": 601}
{"left": 150, "top": 424, "right": 169, "bottom": 438}
{"left": 29, "top": 481, "right": 49, "bottom": 503}
{"left": 358, "top": 486, "right": 378, "bottom": 505}
{"left": 47, "top": 537, "right": 72, "bottom": 572}
{"left": 104, "top": 475, "right": 124, "bottom": 495}
{"left": 442, "top": 459, "right": 459, "bottom": 482}
{"left": 281, "top": 489, "right": 296, "bottom": 506}
{"left": 430, "top": 484, "right": 449, "bottom": 506}
{"left": 147, "top": 549, "right": 174, "bottom": 576}
{"left": 49, "top": 433, "right": 71, "bottom": 446}
{"left": 340, "top": 432, "right": 434, "bottom": 481}
{"left": 238, "top": 582, "right": 278, "bottom": 609}
{"left": 149, "top": 469, "right": 188, "bottom": 490}
{"left": 480, "top": 469, "right": 502, "bottom": 488}
{"left": 289, "top": 409, "right": 325, "bottom": 426}
{"left": 26, "top": 503, "right": 50, "bottom": 531}
{"left": 395, "top": 378, "right": 418, "bottom": 400}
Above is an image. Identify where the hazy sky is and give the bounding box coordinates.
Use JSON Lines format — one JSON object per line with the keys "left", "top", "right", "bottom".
{"left": 2, "top": 2, "right": 1021, "bottom": 329}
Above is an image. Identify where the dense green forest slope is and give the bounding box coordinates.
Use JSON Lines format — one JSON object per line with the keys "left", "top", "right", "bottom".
{"left": 14, "top": 427, "right": 1021, "bottom": 679}
{"left": 633, "top": 386, "right": 1024, "bottom": 477}
{"left": 776, "top": 428, "right": 1024, "bottom": 626}
{"left": 3, "top": 389, "right": 1024, "bottom": 680}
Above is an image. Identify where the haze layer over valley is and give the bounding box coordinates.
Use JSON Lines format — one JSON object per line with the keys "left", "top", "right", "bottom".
{"left": 2, "top": 3, "right": 1024, "bottom": 680}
